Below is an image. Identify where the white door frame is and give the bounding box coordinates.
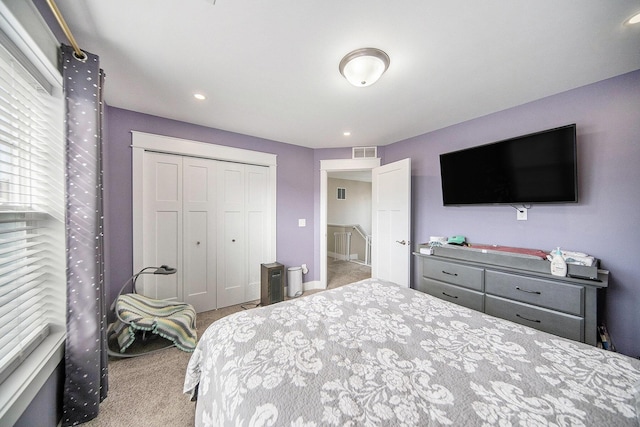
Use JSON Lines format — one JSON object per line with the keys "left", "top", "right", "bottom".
{"left": 131, "top": 131, "right": 277, "bottom": 288}
{"left": 320, "top": 158, "right": 380, "bottom": 289}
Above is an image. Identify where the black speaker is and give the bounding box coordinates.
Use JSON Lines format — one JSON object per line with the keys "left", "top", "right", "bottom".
{"left": 261, "top": 262, "right": 285, "bottom": 306}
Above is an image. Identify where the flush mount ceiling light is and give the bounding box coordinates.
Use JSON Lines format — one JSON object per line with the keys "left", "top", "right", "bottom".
{"left": 625, "top": 11, "right": 640, "bottom": 25}
{"left": 339, "top": 48, "right": 390, "bottom": 87}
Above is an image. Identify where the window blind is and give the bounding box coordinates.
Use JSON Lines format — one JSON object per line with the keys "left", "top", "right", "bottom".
{"left": 0, "top": 39, "right": 64, "bottom": 385}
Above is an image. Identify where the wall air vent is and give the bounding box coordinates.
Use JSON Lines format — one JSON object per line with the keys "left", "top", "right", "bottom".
{"left": 352, "top": 146, "right": 377, "bottom": 159}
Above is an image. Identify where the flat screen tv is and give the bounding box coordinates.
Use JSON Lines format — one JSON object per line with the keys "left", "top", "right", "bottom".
{"left": 440, "top": 124, "right": 577, "bottom": 205}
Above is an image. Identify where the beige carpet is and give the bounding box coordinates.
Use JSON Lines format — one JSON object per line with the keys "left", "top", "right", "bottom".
{"left": 327, "top": 259, "right": 371, "bottom": 288}
{"left": 89, "top": 264, "right": 369, "bottom": 426}
{"left": 88, "top": 305, "right": 240, "bottom": 427}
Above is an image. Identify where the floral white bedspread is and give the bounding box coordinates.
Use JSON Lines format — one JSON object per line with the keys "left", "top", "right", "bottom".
{"left": 184, "top": 278, "right": 640, "bottom": 426}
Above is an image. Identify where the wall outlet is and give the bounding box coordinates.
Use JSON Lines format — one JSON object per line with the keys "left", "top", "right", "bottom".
{"left": 517, "top": 208, "right": 528, "bottom": 221}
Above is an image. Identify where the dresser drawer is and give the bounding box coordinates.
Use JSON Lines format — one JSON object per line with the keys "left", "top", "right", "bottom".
{"left": 485, "top": 295, "right": 583, "bottom": 342}
{"left": 418, "top": 278, "right": 484, "bottom": 312}
{"left": 485, "top": 270, "right": 583, "bottom": 315}
{"left": 421, "top": 258, "right": 484, "bottom": 291}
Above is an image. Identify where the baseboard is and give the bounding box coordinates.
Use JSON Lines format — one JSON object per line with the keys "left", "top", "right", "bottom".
{"left": 327, "top": 251, "right": 355, "bottom": 261}
{"left": 284, "top": 280, "right": 323, "bottom": 297}
{"left": 302, "top": 280, "right": 323, "bottom": 291}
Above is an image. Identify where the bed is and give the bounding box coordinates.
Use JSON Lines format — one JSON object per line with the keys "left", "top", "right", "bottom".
{"left": 184, "top": 278, "right": 640, "bottom": 426}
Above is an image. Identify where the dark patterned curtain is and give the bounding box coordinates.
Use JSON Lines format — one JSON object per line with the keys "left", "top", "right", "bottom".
{"left": 60, "top": 44, "right": 108, "bottom": 426}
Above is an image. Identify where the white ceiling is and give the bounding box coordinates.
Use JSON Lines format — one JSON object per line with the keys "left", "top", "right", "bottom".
{"left": 49, "top": 0, "right": 640, "bottom": 149}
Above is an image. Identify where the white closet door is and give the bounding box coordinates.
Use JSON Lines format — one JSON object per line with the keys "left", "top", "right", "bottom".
{"left": 142, "top": 152, "right": 183, "bottom": 300}
{"left": 245, "top": 165, "right": 270, "bottom": 301}
{"left": 217, "top": 162, "right": 246, "bottom": 308}
{"left": 133, "top": 133, "right": 277, "bottom": 311}
{"left": 183, "top": 157, "right": 217, "bottom": 312}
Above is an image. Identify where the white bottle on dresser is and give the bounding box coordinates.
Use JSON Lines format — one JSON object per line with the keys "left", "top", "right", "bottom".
{"left": 550, "top": 247, "right": 568, "bottom": 277}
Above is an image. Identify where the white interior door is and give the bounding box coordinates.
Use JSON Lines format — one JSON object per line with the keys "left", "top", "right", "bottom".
{"left": 142, "top": 152, "right": 183, "bottom": 300}
{"left": 217, "top": 162, "right": 246, "bottom": 308}
{"left": 183, "top": 157, "right": 217, "bottom": 312}
{"left": 133, "top": 132, "right": 277, "bottom": 309}
{"left": 371, "top": 158, "right": 411, "bottom": 287}
{"left": 245, "top": 165, "right": 270, "bottom": 301}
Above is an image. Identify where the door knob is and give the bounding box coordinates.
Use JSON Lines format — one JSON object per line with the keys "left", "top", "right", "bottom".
{"left": 396, "top": 240, "right": 406, "bottom": 245}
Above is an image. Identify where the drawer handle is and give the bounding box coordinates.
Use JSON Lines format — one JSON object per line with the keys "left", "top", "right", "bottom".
{"left": 442, "top": 292, "right": 458, "bottom": 299}
{"left": 442, "top": 270, "right": 458, "bottom": 277}
{"left": 516, "top": 287, "right": 541, "bottom": 295}
{"left": 516, "top": 313, "right": 541, "bottom": 323}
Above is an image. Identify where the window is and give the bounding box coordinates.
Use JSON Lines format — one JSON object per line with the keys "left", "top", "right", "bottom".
{"left": 0, "top": 19, "right": 65, "bottom": 423}
{"left": 337, "top": 187, "right": 346, "bottom": 200}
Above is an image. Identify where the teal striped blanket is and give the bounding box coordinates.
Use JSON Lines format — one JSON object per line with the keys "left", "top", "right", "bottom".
{"left": 110, "top": 293, "right": 197, "bottom": 353}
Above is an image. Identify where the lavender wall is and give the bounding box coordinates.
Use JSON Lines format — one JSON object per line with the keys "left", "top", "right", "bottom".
{"left": 104, "top": 107, "right": 315, "bottom": 306}
{"left": 105, "top": 71, "right": 640, "bottom": 358}
{"left": 13, "top": 361, "right": 64, "bottom": 427}
{"left": 382, "top": 70, "right": 640, "bottom": 357}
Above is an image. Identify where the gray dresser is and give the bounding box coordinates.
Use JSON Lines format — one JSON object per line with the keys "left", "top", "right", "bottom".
{"left": 414, "top": 249, "right": 608, "bottom": 346}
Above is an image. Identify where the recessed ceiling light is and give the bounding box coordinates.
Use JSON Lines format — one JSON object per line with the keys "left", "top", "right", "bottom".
{"left": 194, "top": 93, "right": 206, "bottom": 100}
{"left": 625, "top": 11, "right": 640, "bottom": 25}
{"left": 343, "top": 131, "right": 351, "bottom": 136}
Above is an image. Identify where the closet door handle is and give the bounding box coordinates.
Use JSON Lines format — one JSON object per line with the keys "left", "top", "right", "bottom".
{"left": 516, "top": 287, "right": 541, "bottom": 295}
